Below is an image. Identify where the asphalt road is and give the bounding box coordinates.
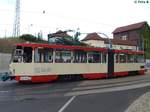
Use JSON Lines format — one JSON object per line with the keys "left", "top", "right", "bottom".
{"left": 0, "top": 73, "right": 150, "bottom": 112}
{"left": 0, "top": 86, "right": 150, "bottom": 112}
{"left": 64, "top": 87, "right": 150, "bottom": 112}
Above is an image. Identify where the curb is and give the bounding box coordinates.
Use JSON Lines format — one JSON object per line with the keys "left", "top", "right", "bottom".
{"left": 125, "top": 91, "right": 150, "bottom": 112}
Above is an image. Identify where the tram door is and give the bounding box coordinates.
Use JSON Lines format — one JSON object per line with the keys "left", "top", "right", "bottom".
{"left": 108, "top": 49, "right": 114, "bottom": 78}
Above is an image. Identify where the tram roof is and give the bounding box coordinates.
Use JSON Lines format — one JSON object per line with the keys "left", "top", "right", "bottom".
{"left": 15, "top": 43, "right": 107, "bottom": 52}
{"left": 15, "top": 43, "right": 144, "bottom": 54}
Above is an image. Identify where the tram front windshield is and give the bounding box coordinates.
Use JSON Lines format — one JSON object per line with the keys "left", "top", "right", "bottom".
{"left": 12, "top": 46, "right": 32, "bottom": 63}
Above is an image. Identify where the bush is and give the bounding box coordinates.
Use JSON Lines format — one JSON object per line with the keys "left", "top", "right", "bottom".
{"left": 19, "top": 34, "right": 37, "bottom": 41}
{"left": 19, "top": 34, "right": 48, "bottom": 43}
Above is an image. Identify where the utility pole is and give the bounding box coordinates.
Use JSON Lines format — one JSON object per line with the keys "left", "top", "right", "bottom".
{"left": 4, "top": 29, "right": 7, "bottom": 38}
{"left": 13, "top": 0, "right": 20, "bottom": 37}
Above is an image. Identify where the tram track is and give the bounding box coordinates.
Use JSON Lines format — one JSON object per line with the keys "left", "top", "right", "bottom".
{"left": 72, "top": 77, "right": 150, "bottom": 91}
{"left": 0, "top": 74, "right": 149, "bottom": 92}
{"left": 0, "top": 72, "right": 150, "bottom": 99}
{"left": 8, "top": 76, "right": 150, "bottom": 97}
{"left": 12, "top": 72, "right": 150, "bottom": 92}
{"left": 65, "top": 77, "right": 150, "bottom": 96}
{"left": 2, "top": 71, "right": 148, "bottom": 91}
{"left": 0, "top": 73, "right": 150, "bottom": 99}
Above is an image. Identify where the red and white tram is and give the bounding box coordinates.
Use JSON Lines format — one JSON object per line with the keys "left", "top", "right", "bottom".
{"left": 9, "top": 43, "right": 145, "bottom": 83}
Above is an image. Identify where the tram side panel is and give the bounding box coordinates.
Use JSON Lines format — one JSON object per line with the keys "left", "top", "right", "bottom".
{"left": 113, "top": 51, "right": 145, "bottom": 77}
{"left": 114, "top": 63, "right": 145, "bottom": 76}
{"left": 10, "top": 63, "right": 108, "bottom": 81}
{"left": 9, "top": 44, "right": 109, "bottom": 82}
{"left": 9, "top": 43, "right": 145, "bottom": 83}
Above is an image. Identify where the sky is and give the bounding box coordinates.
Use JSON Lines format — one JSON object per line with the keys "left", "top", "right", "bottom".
{"left": 0, "top": 0, "right": 150, "bottom": 39}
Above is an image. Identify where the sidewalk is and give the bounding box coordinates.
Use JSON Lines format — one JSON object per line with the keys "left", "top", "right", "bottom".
{"left": 125, "top": 91, "right": 150, "bottom": 112}
{"left": 125, "top": 70, "right": 150, "bottom": 112}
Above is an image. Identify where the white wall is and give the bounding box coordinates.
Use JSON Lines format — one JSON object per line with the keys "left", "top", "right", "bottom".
{"left": 111, "top": 44, "right": 136, "bottom": 50}
{"left": 83, "top": 40, "right": 106, "bottom": 47}
{"left": 83, "top": 40, "right": 137, "bottom": 50}
{"left": 0, "top": 53, "right": 11, "bottom": 72}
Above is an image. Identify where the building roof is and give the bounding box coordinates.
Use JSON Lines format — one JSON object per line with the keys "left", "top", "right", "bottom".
{"left": 48, "top": 30, "right": 72, "bottom": 38}
{"left": 81, "top": 33, "right": 104, "bottom": 41}
{"left": 82, "top": 33, "right": 137, "bottom": 46}
{"left": 112, "top": 21, "right": 147, "bottom": 34}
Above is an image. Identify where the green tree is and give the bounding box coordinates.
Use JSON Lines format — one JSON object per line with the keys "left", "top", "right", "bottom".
{"left": 19, "top": 34, "right": 37, "bottom": 41}
{"left": 19, "top": 34, "right": 47, "bottom": 43}
{"left": 139, "top": 24, "right": 150, "bottom": 59}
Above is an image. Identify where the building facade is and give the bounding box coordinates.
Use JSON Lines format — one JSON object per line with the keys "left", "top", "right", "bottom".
{"left": 112, "top": 21, "right": 150, "bottom": 50}
{"left": 81, "top": 33, "right": 137, "bottom": 50}
{"left": 81, "top": 33, "right": 106, "bottom": 48}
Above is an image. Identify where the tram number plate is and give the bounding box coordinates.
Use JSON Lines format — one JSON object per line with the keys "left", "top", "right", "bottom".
{"left": 20, "top": 76, "right": 31, "bottom": 81}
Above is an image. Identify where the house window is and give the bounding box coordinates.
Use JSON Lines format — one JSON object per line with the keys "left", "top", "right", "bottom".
{"left": 121, "top": 35, "right": 127, "bottom": 40}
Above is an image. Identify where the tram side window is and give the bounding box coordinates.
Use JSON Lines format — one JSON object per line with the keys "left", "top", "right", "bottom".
{"left": 134, "top": 55, "right": 138, "bottom": 63}
{"left": 127, "top": 54, "right": 134, "bottom": 63}
{"left": 23, "top": 47, "right": 32, "bottom": 63}
{"left": 63, "top": 51, "right": 71, "bottom": 63}
{"left": 55, "top": 50, "right": 71, "bottom": 63}
{"left": 88, "top": 52, "right": 101, "bottom": 63}
{"left": 115, "top": 54, "right": 119, "bottom": 63}
{"left": 43, "top": 48, "right": 53, "bottom": 63}
{"left": 73, "top": 50, "right": 87, "bottom": 63}
{"left": 137, "top": 54, "right": 144, "bottom": 63}
{"left": 102, "top": 53, "right": 107, "bottom": 63}
{"left": 120, "top": 53, "right": 127, "bottom": 63}
{"left": 34, "top": 48, "right": 40, "bottom": 63}
{"left": 34, "top": 48, "right": 53, "bottom": 63}
{"left": 13, "top": 46, "right": 23, "bottom": 63}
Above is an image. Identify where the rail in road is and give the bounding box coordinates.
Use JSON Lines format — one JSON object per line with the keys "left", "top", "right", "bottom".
{"left": 0, "top": 72, "right": 150, "bottom": 112}
{"left": 0, "top": 71, "right": 150, "bottom": 101}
